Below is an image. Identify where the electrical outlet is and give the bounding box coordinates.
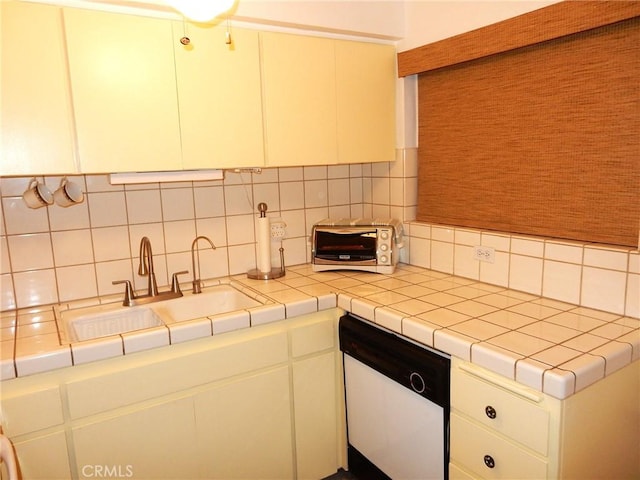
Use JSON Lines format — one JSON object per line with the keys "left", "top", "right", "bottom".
{"left": 270, "top": 220, "right": 287, "bottom": 239}
{"left": 473, "top": 245, "right": 495, "bottom": 263}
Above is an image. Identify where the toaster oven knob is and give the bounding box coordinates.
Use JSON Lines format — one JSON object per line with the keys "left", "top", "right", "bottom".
{"left": 380, "top": 255, "right": 388, "bottom": 264}
{"left": 380, "top": 244, "right": 388, "bottom": 252}
{"left": 380, "top": 231, "right": 389, "bottom": 240}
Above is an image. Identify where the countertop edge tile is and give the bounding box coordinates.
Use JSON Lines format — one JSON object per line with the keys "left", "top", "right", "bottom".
{"left": 543, "top": 368, "right": 575, "bottom": 399}
{"left": 471, "top": 342, "right": 521, "bottom": 380}
{"left": 515, "top": 358, "right": 550, "bottom": 391}
{"left": 14, "top": 347, "right": 72, "bottom": 377}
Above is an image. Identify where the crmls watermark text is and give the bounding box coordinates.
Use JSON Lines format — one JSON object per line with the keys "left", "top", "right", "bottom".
{"left": 81, "top": 465, "right": 134, "bottom": 478}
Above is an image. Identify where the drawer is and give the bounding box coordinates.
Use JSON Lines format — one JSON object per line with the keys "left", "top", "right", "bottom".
{"left": 451, "top": 363, "right": 549, "bottom": 455}
{"left": 451, "top": 412, "right": 548, "bottom": 480}
{"left": 450, "top": 462, "right": 480, "bottom": 480}
{"left": 0, "top": 385, "right": 64, "bottom": 436}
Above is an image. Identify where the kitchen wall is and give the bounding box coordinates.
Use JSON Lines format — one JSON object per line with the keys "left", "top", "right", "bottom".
{"left": 1, "top": 149, "right": 637, "bottom": 319}
{"left": 398, "top": 0, "right": 562, "bottom": 51}
{"left": 1, "top": 3, "right": 637, "bottom": 319}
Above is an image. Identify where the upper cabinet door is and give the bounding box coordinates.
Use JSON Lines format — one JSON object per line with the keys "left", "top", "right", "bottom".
{"left": 336, "top": 41, "right": 396, "bottom": 164}
{"left": 261, "top": 32, "right": 337, "bottom": 166}
{"left": 1, "top": 1, "right": 77, "bottom": 175}
{"left": 64, "top": 8, "right": 182, "bottom": 173}
{"left": 174, "top": 24, "right": 264, "bottom": 169}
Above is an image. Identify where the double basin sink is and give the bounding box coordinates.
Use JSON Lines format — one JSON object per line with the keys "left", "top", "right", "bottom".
{"left": 57, "top": 283, "right": 264, "bottom": 343}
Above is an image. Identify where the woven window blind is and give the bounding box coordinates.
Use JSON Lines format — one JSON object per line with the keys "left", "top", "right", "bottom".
{"left": 416, "top": 17, "right": 640, "bottom": 247}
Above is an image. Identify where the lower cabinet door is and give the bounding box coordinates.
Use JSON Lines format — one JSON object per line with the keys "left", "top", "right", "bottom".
{"left": 10, "top": 430, "right": 71, "bottom": 479}
{"left": 450, "top": 413, "right": 548, "bottom": 480}
{"left": 72, "top": 397, "right": 198, "bottom": 479}
{"left": 293, "top": 352, "right": 339, "bottom": 480}
{"left": 450, "top": 461, "right": 481, "bottom": 480}
{"left": 194, "top": 366, "right": 294, "bottom": 479}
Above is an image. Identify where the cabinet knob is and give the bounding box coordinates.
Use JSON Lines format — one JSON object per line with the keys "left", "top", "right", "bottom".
{"left": 484, "top": 455, "right": 495, "bottom": 469}
{"left": 485, "top": 405, "right": 497, "bottom": 419}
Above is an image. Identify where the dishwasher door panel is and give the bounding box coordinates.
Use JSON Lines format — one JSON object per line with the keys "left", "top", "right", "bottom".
{"left": 344, "top": 354, "right": 445, "bottom": 480}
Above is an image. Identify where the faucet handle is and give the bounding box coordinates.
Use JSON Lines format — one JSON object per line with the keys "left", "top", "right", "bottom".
{"left": 112, "top": 279, "right": 135, "bottom": 306}
{"left": 171, "top": 270, "right": 189, "bottom": 295}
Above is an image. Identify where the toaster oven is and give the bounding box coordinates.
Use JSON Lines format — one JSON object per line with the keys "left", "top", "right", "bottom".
{"left": 311, "top": 219, "right": 404, "bottom": 274}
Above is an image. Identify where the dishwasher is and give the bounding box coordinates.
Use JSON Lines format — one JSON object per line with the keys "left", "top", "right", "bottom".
{"left": 339, "top": 314, "right": 450, "bottom": 480}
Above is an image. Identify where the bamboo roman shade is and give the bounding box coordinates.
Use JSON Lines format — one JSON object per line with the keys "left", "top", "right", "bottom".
{"left": 410, "top": 6, "right": 640, "bottom": 247}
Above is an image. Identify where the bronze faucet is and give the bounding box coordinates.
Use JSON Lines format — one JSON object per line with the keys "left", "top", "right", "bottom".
{"left": 138, "top": 236, "right": 158, "bottom": 297}
{"left": 113, "top": 236, "right": 187, "bottom": 306}
{"left": 191, "top": 235, "right": 216, "bottom": 294}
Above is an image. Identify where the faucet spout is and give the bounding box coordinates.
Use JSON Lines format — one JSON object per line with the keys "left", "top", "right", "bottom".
{"left": 138, "top": 236, "right": 158, "bottom": 297}
{"left": 191, "top": 235, "right": 216, "bottom": 294}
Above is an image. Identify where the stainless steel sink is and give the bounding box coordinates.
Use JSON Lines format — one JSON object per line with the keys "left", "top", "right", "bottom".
{"left": 57, "top": 283, "right": 264, "bottom": 342}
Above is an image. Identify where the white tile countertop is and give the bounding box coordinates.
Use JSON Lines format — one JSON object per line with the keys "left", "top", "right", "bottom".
{"left": 1, "top": 264, "right": 638, "bottom": 399}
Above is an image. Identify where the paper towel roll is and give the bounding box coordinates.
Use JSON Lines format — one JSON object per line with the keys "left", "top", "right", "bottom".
{"left": 257, "top": 216, "right": 271, "bottom": 273}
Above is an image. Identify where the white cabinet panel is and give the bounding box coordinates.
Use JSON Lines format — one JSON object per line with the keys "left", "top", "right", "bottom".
{"left": 335, "top": 40, "right": 396, "bottom": 164}
{"left": 293, "top": 352, "right": 339, "bottom": 479}
{"left": 174, "top": 23, "right": 264, "bottom": 169}
{"left": 64, "top": 8, "right": 182, "bottom": 173}
{"left": 72, "top": 397, "right": 198, "bottom": 479}
{"left": 12, "top": 431, "right": 71, "bottom": 480}
{"left": 451, "top": 413, "right": 548, "bottom": 480}
{"left": 0, "top": 385, "right": 63, "bottom": 437}
{"left": 1, "top": 1, "right": 77, "bottom": 175}
{"left": 451, "top": 363, "right": 550, "bottom": 455}
{"left": 194, "top": 367, "right": 294, "bottom": 479}
{"left": 261, "top": 32, "right": 338, "bottom": 166}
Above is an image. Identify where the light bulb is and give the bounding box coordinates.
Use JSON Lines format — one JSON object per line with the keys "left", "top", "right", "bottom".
{"left": 166, "top": 0, "right": 236, "bottom": 22}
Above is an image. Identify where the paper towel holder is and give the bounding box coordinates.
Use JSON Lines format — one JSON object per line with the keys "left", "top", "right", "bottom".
{"left": 247, "top": 203, "right": 286, "bottom": 280}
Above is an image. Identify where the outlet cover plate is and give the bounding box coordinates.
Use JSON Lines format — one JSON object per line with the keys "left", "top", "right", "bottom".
{"left": 473, "top": 245, "right": 495, "bottom": 263}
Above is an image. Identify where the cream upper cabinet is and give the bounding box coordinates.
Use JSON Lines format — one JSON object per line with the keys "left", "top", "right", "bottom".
{"left": 335, "top": 40, "right": 396, "bottom": 164}
{"left": 64, "top": 8, "right": 182, "bottom": 173}
{"left": 174, "top": 23, "right": 264, "bottom": 169}
{"left": 261, "top": 32, "right": 338, "bottom": 166}
{"left": 1, "top": 1, "right": 77, "bottom": 175}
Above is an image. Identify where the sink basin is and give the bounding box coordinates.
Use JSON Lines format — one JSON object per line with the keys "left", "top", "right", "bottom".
{"left": 151, "top": 284, "right": 262, "bottom": 322}
{"left": 61, "top": 305, "right": 164, "bottom": 343}
{"left": 57, "top": 283, "right": 264, "bottom": 342}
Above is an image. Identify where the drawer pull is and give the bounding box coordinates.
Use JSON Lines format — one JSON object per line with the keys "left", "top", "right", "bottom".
{"left": 484, "top": 455, "right": 495, "bottom": 469}
{"left": 485, "top": 405, "right": 497, "bottom": 419}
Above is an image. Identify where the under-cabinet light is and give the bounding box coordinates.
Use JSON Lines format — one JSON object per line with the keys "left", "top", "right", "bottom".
{"left": 110, "top": 170, "right": 224, "bottom": 185}
{"left": 165, "top": 0, "right": 236, "bottom": 22}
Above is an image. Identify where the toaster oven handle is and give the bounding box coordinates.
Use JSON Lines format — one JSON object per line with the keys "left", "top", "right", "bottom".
{"left": 314, "top": 227, "right": 377, "bottom": 235}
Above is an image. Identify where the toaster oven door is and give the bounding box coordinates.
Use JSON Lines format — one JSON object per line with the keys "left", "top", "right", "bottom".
{"left": 313, "top": 228, "right": 377, "bottom": 265}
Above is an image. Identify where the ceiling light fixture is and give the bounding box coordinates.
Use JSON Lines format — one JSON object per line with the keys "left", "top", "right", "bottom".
{"left": 166, "top": 0, "right": 236, "bottom": 23}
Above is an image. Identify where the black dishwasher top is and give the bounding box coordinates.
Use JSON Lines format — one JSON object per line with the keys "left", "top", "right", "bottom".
{"left": 339, "top": 314, "right": 450, "bottom": 409}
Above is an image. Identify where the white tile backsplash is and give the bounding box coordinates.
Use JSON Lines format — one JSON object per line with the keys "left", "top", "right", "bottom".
{"left": 328, "top": 178, "right": 350, "bottom": 206}
{"left": 510, "top": 254, "right": 543, "bottom": 295}
{"left": 1, "top": 152, "right": 638, "bottom": 321}
{"left": 193, "top": 185, "right": 225, "bottom": 218}
{"left": 304, "top": 179, "right": 328, "bottom": 208}
{"left": 51, "top": 230, "right": 94, "bottom": 266}
{"left": 581, "top": 267, "right": 627, "bottom": 314}
{"left": 87, "top": 192, "right": 127, "bottom": 228}
{"left": 92, "top": 226, "right": 131, "bottom": 262}
{"left": 542, "top": 260, "right": 582, "bottom": 304}
{"left": 584, "top": 246, "right": 629, "bottom": 271}
{"left": 8, "top": 234, "right": 54, "bottom": 271}
{"left": 126, "top": 189, "right": 163, "bottom": 224}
